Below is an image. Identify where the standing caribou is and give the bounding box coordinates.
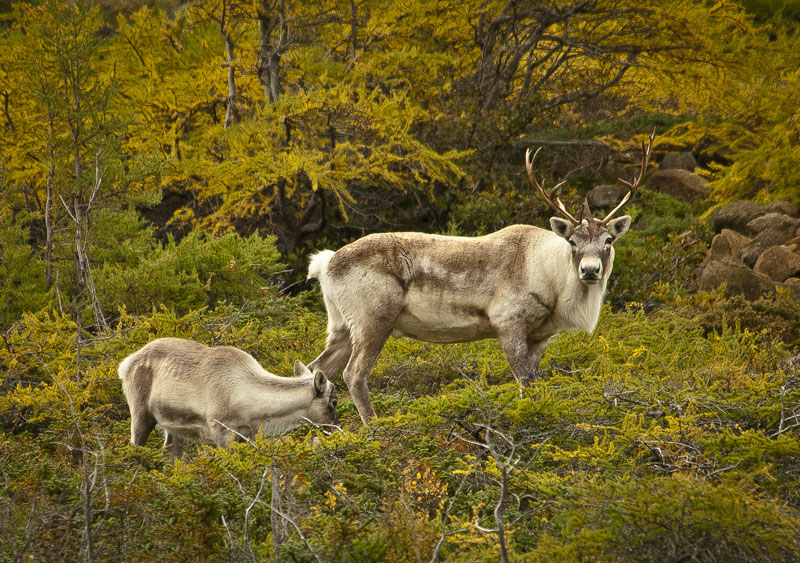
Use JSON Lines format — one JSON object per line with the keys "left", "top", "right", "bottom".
{"left": 119, "top": 338, "right": 338, "bottom": 459}
{"left": 308, "top": 133, "right": 654, "bottom": 424}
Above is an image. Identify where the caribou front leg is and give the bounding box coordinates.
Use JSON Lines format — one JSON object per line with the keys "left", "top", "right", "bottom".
{"left": 496, "top": 324, "right": 546, "bottom": 386}
{"left": 522, "top": 337, "right": 550, "bottom": 385}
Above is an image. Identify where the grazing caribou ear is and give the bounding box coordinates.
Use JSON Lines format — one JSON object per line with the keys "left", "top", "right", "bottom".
{"left": 550, "top": 217, "right": 574, "bottom": 239}
{"left": 313, "top": 369, "right": 328, "bottom": 395}
{"left": 293, "top": 359, "right": 312, "bottom": 378}
{"left": 607, "top": 215, "right": 632, "bottom": 239}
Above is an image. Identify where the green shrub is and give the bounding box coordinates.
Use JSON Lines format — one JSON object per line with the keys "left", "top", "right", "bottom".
{"left": 684, "top": 290, "right": 800, "bottom": 348}
{"left": 97, "top": 230, "right": 284, "bottom": 316}
{"left": 0, "top": 209, "right": 52, "bottom": 330}
{"left": 529, "top": 474, "right": 800, "bottom": 562}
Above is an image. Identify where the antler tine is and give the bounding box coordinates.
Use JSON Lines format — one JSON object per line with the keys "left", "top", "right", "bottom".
{"left": 600, "top": 129, "right": 655, "bottom": 224}
{"left": 525, "top": 147, "right": 580, "bottom": 225}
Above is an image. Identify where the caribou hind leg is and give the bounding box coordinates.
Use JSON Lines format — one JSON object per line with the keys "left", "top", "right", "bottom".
{"left": 308, "top": 327, "right": 353, "bottom": 376}
{"left": 339, "top": 289, "right": 404, "bottom": 424}
{"left": 342, "top": 329, "right": 394, "bottom": 425}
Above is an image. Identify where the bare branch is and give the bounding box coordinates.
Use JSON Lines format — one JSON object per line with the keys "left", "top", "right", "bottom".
{"left": 600, "top": 129, "right": 656, "bottom": 224}
{"left": 525, "top": 147, "right": 579, "bottom": 225}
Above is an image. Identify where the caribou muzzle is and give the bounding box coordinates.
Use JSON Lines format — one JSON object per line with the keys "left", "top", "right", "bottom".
{"left": 579, "top": 257, "right": 603, "bottom": 283}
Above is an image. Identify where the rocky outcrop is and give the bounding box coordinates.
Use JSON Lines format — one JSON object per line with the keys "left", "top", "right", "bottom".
{"left": 785, "top": 236, "right": 800, "bottom": 252}
{"left": 738, "top": 215, "right": 800, "bottom": 267}
{"left": 697, "top": 257, "right": 785, "bottom": 301}
{"left": 694, "top": 200, "right": 800, "bottom": 300}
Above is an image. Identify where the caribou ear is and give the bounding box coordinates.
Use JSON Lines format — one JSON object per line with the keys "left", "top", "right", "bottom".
{"left": 550, "top": 217, "right": 574, "bottom": 239}
{"left": 313, "top": 369, "right": 328, "bottom": 395}
{"left": 607, "top": 215, "right": 632, "bottom": 238}
{"left": 293, "top": 360, "right": 312, "bottom": 378}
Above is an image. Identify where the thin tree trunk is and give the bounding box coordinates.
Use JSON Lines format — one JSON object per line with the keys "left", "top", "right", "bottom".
{"left": 73, "top": 196, "right": 107, "bottom": 332}
{"left": 494, "top": 462, "right": 510, "bottom": 563}
{"left": 45, "top": 141, "right": 55, "bottom": 289}
{"left": 270, "top": 465, "right": 288, "bottom": 559}
{"left": 69, "top": 144, "right": 107, "bottom": 332}
{"left": 220, "top": 0, "right": 238, "bottom": 128}
{"left": 349, "top": 0, "right": 358, "bottom": 61}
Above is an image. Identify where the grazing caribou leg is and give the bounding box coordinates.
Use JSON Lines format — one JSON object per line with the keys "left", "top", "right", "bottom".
{"left": 211, "top": 425, "right": 234, "bottom": 449}
{"left": 164, "top": 432, "right": 185, "bottom": 461}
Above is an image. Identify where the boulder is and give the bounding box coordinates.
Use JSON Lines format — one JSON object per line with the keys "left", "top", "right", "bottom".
{"left": 660, "top": 152, "right": 698, "bottom": 172}
{"left": 708, "top": 229, "right": 751, "bottom": 260}
{"left": 587, "top": 185, "right": 625, "bottom": 209}
{"left": 753, "top": 246, "right": 800, "bottom": 282}
{"left": 784, "top": 236, "right": 800, "bottom": 252}
{"left": 739, "top": 225, "right": 800, "bottom": 268}
{"left": 786, "top": 278, "right": 800, "bottom": 291}
{"left": 711, "top": 201, "right": 799, "bottom": 234}
{"left": 745, "top": 213, "right": 799, "bottom": 235}
{"left": 697, "top": 256, "right": 782, "bottom": 300}
{"left": 647, "top": 169, "right": 711, "bottom": 202}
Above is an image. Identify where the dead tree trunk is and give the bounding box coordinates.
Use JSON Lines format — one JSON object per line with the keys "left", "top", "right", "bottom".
{"left": 257, "top": 0, "right": 289, "bottom": 105}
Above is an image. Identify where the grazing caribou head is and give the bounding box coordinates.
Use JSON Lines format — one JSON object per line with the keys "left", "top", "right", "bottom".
{"left": 525, "top": 131, "right": 654, "bottom": 286}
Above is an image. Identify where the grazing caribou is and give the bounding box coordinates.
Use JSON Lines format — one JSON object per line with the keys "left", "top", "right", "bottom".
{"left": 119, "top": 338, "right": 338, "bottom": 459}
{"left": 308, "top": 133, "right": 654, "bottom": 424}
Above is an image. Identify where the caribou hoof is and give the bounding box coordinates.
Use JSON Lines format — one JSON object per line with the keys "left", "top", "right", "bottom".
{"left": 521, "top": 371, "right": 539, "bottom": 387}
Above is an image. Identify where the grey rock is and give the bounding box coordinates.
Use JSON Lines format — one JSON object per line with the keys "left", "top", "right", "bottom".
{"left": 753, "top": 246, "right": 800, "bottom": 283}
{"left": 587, "top": 185, "right": 625, "bottom": 209}
{"left": 648, "top": 169, "right": 711, "bottom": 202}
{"left": 708, "top": 229, "right": 751, "bottom": 260}
{"left": 660, "top": 152, "right": 698, "bottom": 172}
{"left": 745, "top": 213, "right": 798, "bottom": 235}
{"left": 739, "top": 226, "right": 799, "bottom": 267}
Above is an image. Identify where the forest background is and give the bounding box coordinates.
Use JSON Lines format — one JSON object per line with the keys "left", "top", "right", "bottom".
{"left": 3, "top": 0, "right": 800, "bottom": 561}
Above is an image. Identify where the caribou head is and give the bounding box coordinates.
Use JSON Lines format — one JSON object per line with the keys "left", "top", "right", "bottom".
{"left": 525, "top": 132, "right": 655, "bottom": 285}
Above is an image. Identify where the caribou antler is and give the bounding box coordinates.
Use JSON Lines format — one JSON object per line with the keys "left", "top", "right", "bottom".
{"left": 526, "top": 130, "right": 656, "bottom": 240}
{"left": 598, "top": 129, "right": 656, "bottom": 225}
{"left": 525, "top": 147, "right": 581, "bottom": 225}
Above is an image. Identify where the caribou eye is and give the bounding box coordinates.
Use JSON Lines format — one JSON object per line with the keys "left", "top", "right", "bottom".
{"left": 605, "top": 236, "right": 614, "bottom": 245}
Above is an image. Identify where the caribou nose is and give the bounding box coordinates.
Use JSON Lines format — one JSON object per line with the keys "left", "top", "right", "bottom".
{"left": 580, "top": 259, "right": 602, "bottom": 279}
